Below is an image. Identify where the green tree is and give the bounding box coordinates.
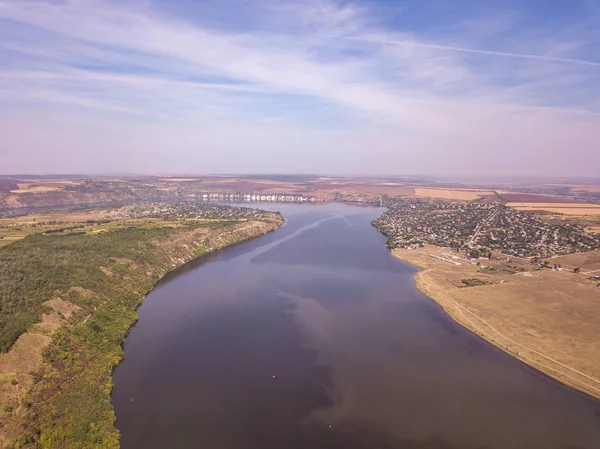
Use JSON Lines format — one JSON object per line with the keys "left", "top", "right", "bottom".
{"left": 469, "top": 249, "right": 481, "bottom": 259}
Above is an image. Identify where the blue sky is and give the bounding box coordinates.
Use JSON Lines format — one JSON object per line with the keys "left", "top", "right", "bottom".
{"left": 1, "top": 0, "right": 599, "bottom": 176}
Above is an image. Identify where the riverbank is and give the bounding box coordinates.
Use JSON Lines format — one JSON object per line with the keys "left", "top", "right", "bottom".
{"left": 392, "top": 245, "right": 600, "bottom": 401}
{"left": 0, "top": 213, "right": 283, "bottom": 448}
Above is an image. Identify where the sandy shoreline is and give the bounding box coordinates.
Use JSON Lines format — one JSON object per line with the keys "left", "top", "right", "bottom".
{"left": 392, "top": 246, "right": 600, "bottom": 401}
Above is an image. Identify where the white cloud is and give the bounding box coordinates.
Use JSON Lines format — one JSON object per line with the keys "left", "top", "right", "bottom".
{"left": 0, "top": 0, "right": 599, "bottom": 176}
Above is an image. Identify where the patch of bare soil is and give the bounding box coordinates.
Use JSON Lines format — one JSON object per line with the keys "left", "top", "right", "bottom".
{"left": 99, "top": 266, "right": 113, "bottom": 277}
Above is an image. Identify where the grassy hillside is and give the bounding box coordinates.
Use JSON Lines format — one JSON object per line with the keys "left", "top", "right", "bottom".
{"left": 0, "top": 210, "right": 282, "bottom": 448}
{"left": 0, "top": 227, "right": 174, "bottom": 353}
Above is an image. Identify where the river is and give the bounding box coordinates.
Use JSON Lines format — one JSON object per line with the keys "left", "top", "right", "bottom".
{"left": 112, "top": 203, "right": 600, "bottom": 449}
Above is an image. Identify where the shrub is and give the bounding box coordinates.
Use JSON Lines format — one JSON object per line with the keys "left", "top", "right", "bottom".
{"left": 461, "top": 278, "right": 491, "bottom": 287}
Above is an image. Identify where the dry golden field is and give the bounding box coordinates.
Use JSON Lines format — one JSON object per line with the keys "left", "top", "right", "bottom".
{"left": 0, "top": 208, "right": 122, "bottom": 247}
{"left": 10, "top": 186, "right": 62, "bottom": 194}
{"left": 158, "top": 178, "right": 201, "bottom": 182}
{"left": 549, "top": 251, "right": 600, "bottom": 273}
{"left": 507, "top": 202, "right": 600, "bottom": 215}
{"left": 394, "top": 246, "right": 600, "bottom": 400}
{"left": 415, "top": 187, "right": 494, "bottom": 201}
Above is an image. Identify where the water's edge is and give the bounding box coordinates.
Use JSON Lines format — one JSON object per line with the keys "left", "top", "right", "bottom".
{"left": 111, "top": 204, "right": 600, "bottom": 449}
{"left": 109, "top": 218, "right": 283, "bottom": 441}
{"left": 390, "top": 250, "right": 600, "bottom": 402}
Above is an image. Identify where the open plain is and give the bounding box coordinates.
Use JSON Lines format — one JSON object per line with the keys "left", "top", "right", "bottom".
{"left": 3, "top": 175, "right": 599, "bottom": 213}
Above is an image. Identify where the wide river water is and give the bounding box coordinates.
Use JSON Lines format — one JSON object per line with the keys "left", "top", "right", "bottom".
{"left": 112, "top": 203, "right": 600, "bottom": 449}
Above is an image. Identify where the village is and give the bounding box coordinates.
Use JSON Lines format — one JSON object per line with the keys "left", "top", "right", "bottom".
{"left": 64, "top": 180, "right": 314, "bottom": 203}
{"left": 373, "top": 198, "right": 600, "bottom": 259}
{"left": 186, "top": 192, "right": 311, "bottom": 202}
{"left": 123, "top": 202, "right": 281, "bottom": 221}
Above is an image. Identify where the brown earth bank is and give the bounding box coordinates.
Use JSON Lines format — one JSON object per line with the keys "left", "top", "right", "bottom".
{"left": 392, "top": 246, "right": 600, "bottom": 401}
{"left": 0, "top": 217, "right": 283, "bottom": 448}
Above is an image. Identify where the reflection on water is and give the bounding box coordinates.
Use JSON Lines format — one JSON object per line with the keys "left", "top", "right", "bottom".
{"left": 112, "top": 203, "right": 600, "bottom": 449}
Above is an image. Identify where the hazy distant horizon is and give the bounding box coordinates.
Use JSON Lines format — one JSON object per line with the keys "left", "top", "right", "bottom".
{"left": 3, "top": 172, "right": 600, "bottom": 186}
{"left": 2, "top": 0, "right": 599, "bottom": 176}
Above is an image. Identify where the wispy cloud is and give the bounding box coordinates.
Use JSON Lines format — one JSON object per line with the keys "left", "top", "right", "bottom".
{"left": 343, "top": 36, "right": 600, "bottom": 67}
{"left": 1, "top": 0, "right": 599, "bottom": 176}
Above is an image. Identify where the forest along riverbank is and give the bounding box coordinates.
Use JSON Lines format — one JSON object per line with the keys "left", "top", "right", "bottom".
{"left": 112, "top": 203, "right": 600, "bottom": 449}
{"left": 0, "top": 205, "right": 282, "bottom": 449}
{"left": 391, "top": 245, "right": 600, "bottom": 401}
